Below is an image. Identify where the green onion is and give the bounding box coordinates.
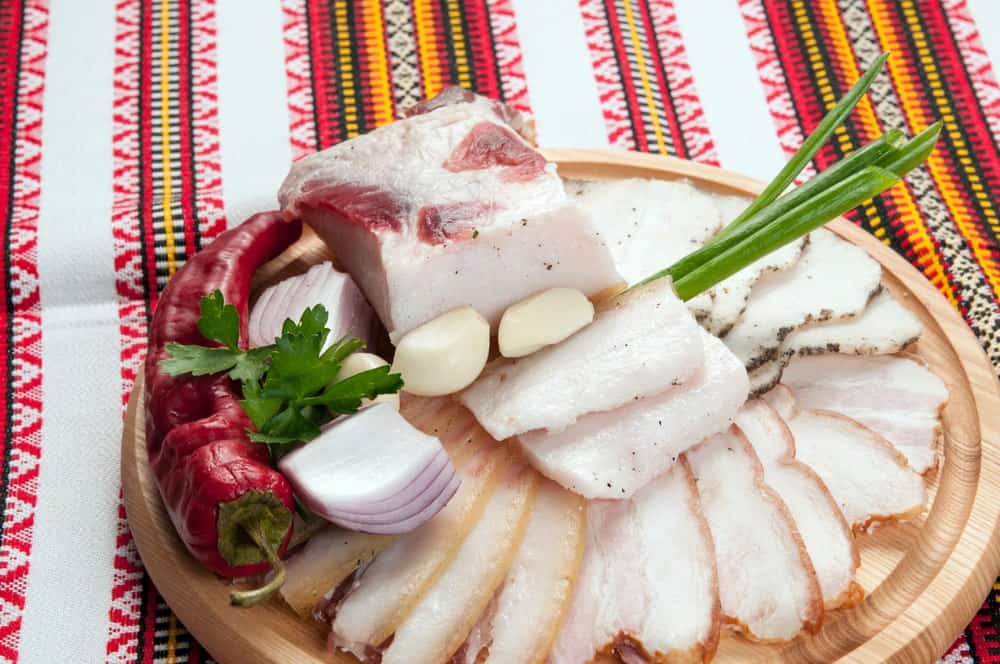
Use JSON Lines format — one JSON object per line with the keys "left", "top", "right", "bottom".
{"left": 648, "top": 129, "right": 903, "bottom": 289}
{"left": 715, "top": 52, "right": 889, "bottom": 237}
{"left": 620, "top": 52, "right": 939, "bottom": 305}
{"left": 876, "top": 121, "right": 941, "bottom": 174}
{"left": 672, "top": 166, "right": 899, "bottom": 301}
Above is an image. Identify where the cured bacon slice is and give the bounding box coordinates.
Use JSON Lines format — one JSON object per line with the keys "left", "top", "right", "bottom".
{"left": 743, "top": 289, "right": 924, "bottom": 397}
{"left": 548, "top": 462, "right": 720, "bottom": 663}
{"left": 685, "top": 429, "right": 823, "bottom": 641}
{"left": 566, "top": 178, "right": 730, "bottom": 285}
{"left": 735, "top": 401, "right": 861, "bottom": 608}
{"left": 765, "top": 386, "right": 927, "bottom": 529}
{"left": 703, "top": 236, "right": 806, "bottom": 337}
{"left": 780, "top": 354, "right": 948, "bottom": 474}
{"left": 330, "top": 445, "right": 512, "bottom": 658}
{"left": 381, "top": 463, "right": 539, "bottom": 664}
{"left": 459, "top": 480, "right": 585, "bottom": 664}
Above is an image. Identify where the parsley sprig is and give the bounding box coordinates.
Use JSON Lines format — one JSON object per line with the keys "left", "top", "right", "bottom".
{"left": 161, "top": 290, "right": 403, "bottom": 454}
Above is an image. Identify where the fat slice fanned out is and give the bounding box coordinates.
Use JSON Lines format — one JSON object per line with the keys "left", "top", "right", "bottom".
{"left": 782, "top": 288, "right": 922, "bottom": 356}
{"left": 518, "top": 329, "right": 748, "bottom": 499}
{"left": 456, "top": 480, "right": 585, "bottom": 664}
{"left": 765, "top": 385, "right": 927, "bottom": 529}
{"left": 702, "top": 220, "right": 806, "bottom": 337}
{"left": 564, "top": 178, "right": 730, "bottom": 283}
{"left": 379, "top": 462, "right": 539, "bottom": 664}
{"left": 780, "top": 354, "right": 948, "bottom": 474}
{"left": 330, "top": 444, "right": 511, "bottom": 658}
{"left": 734, "top": 400, "right": 861, "bottom": 609}
{"left": 548, "top": 461, "right": 720, "bottom": 664}
{"left": 459, "top": 277, "right": 704, "bottom": 441}
{"left": 723, "top": 228, "right": 882, "bottom": 372}
{"left": 746, "top": 289, "right": 924, "bottom": 397}
{"left": 684, "top": 429, "right": 823, "bottom": 642}
{"left": 278, "top": 88, "right": 623, "bottom": 341}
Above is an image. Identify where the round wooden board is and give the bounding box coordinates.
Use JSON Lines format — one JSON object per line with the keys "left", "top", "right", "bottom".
{"left": 122, "top": 149, "right": 1000, "bottom": 664}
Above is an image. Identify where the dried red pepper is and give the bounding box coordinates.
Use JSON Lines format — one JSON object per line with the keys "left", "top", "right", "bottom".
{"left": 144, "top": 211, "right": 302, "bottom": 605}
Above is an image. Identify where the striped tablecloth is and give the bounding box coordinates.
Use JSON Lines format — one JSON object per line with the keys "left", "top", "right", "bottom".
{"left": 1, "top": 1, "right": 997, "bottom": 662}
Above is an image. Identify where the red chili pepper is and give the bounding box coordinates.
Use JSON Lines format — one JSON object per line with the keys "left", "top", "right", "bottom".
{"left": 144, "top": 211, "right": 302, "bottom": 605}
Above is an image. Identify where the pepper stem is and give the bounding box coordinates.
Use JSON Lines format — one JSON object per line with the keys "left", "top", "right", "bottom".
{"left": 229, "top": 523, "right": 288, "bottom": 607}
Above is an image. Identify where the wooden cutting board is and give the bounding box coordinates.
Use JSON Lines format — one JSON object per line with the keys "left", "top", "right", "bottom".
{"left": 121, "top": 149, "right": 1000, "bottom": 663}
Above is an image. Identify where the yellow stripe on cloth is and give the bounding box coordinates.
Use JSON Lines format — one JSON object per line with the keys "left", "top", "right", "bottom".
{"left": 362, "top": 0, "right": 394, "bottom": 127}
{"left": 158, "top": 0, "right": 177, "bottom": 277}
{"left": 622, "top": 0, "right": 668, "bottom": 154}
{"left": 871, "top": 0, "right": 1000, "bottom": 298}
{"left": 414, "top": 0, "right": 444, "bottom": 98}
{"left": 334, "top": 0, "right": 360, "bottom": 138}
{"left": 793, "top": 0, "right": 955, "bottom": 304}
{"left": 166, "top": 612, "right": 177, "bottom": 664}
{"left": 444, "top": 0, "right": 473, "bottom": 90}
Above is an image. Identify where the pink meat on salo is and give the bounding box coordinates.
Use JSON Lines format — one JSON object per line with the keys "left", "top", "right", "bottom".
{"left": 279, "top": 87, "right": 621, "bottom": 341}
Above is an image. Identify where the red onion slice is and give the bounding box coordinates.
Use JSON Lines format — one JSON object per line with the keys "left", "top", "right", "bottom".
{"left": 249, "top": 262, "right": 378, "bottom": 351}
{"left": 324, "top": 447, "right": 450, "bottom": 517}
{"left": 322, "top": 455, "right": 456, "bottom": 525}
{"left": 279, "top": 404, "right": 458, "bottom": 534}
{"left": 328, "top": 474, "right": 462, "bottom": 534}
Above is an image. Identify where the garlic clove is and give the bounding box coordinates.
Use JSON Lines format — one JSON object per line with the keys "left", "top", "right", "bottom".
{"left": 498, "top": 288, "right": 595, "bottom": 358}
{"left": 337, "top": 352, "right": 399, "bottom": 410}
{"left": 391, "top": 306, "right": 490, "bottom": 397}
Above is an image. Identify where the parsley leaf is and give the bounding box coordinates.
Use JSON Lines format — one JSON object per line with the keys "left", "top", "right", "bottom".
{"left": 159, "top": 291, "right": 404, "bottom": 454}
{"left": 239, "top": 380, "right": 284, "bottom": 430}
{"left": 302, "top": 366, "right": 404, "bottom": 413}
{"left": 248, "top": 407, "right": 321, "bottom": 445}
{"left": 161, "top": 343, "right": 243, "bottom": 377}
{"left": 228, "top": 346, "right": 274, "bottom": 383}
{"left": 161, "top": 342, "right": 273, "bottom": 382}
{"left": 197, "top": 290, "right": 241, "bottom": 351}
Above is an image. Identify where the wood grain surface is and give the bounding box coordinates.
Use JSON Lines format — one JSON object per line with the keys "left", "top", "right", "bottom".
{"left": 121, "top": 149, "right": 1000, "bottom": 664}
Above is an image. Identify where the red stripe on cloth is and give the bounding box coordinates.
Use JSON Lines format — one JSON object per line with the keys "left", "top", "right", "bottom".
{"left": 644, "top": 0, "right": 719, "bottom": 163}
{"left": 576, "top": 0, "right": 718, "bottom": 160}
{"left": 282, "top": 0, "right": 320, "bottom": 160}
{"left": 465, "top": 1, "right": 501, "bottom": 101}
{"left": 740, "top": 0, "right": 815, "bottom": 176}
{"left": 177, "top": 0, "right": 199, "bottom": 259}
{"left": 105, "top": 0, "right": 225, "bottom": 661}
{"left": 484, "top": 0, "right": 531, "bottom": 113}
{"left": 0, "top": 2, "right": 48, "bottom": 660}
{"left": 942, "top": 0, "right": 1000, "bottom": 147}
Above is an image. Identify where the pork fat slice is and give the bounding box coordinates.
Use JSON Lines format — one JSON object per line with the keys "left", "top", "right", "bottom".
{"left": 331, "top": 445, "right": 511, "bottom": 657}
{"left": 381, "top": 463, "right": 538, "bottom": 664}
{"left": 279, "top": 90, "right": 622, "bottom": 340}
{"left": 782, "top": 289, "right": 922, "bottom": 357}
{"left": 566, "top": 178, "right": 733, "bottom": 284}
{"left": 548, "top": 462, "right": 719, "bottom": 664}
{"left": 723, "top": 228, "right": 882, "bottom": 371}
{"left": 459, "top": 277, "right": 703, "bottom": 441}
{"left": 735, "top": 401, "right": 860, "bottom": 608}
{"left": 765, "top": 386, "right": 927, "bottom": 529}
{"left": 781, "top": 354, "right": 947, "bottom": 474}
{"left": 743, "top": 289, "right": 923, "bottom": 397}
{"left": 566, "top": 178, "right": 745, "bottom": 321}
{"left": 467, "top": 480, "right": 585, "bottom": 664}
{"left": 518, "top": 330, "right": 747, "bottom": 499}
{"left": 685, "top": 430, "right": 822, "bottom": 641}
